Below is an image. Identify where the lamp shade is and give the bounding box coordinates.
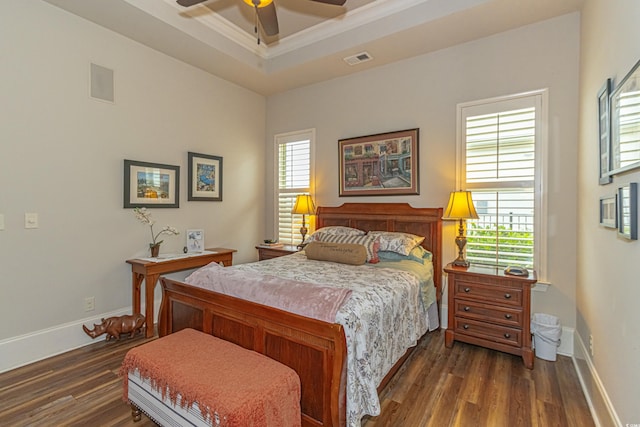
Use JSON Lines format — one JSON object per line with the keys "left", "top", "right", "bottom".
{"left": 291, "top": 194, "right": 316, "bottom": 215}
{"left": 443, "top": 191, "right": 479, "bottom": 220}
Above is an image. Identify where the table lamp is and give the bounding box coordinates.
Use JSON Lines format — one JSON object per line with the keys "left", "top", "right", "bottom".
{"left": 291, "top": 194, "right": 316, "bottom": 248}
{"left": 443, "top": 190, "right": 479, "bottom": 267}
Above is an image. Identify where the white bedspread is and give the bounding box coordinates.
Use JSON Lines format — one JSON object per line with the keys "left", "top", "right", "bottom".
{"left": 231, "top": 252, "right": 437, "bottom": 426}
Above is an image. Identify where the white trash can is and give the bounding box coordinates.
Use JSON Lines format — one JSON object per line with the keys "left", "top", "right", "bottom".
{"left": 531, "top": 313, "right": 561, "bottom": 361}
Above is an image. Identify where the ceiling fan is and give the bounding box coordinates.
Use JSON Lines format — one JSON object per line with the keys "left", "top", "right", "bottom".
{"left": 177, "top": 0, "right": 346, "bottom": 41}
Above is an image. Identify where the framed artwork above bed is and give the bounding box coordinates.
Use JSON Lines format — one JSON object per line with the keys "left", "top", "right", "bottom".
{"left": 338, "top": 128, "right": 419, "bottom": 197}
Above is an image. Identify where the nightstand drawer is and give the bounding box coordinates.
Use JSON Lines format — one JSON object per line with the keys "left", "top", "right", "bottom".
{"left": 454, "top": 280, "right": 523, "bottom": 306}
{"left": 453, "top": 300, "right": 523, "bottom": 328}
{"left": 453, "top": 317, "right": 522, "bottom": 347}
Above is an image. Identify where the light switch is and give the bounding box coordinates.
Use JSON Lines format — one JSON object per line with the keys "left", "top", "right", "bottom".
{"left": 0, "top": 214, "right": 4, "bottom": 230}
{"left": 25, "top": 213, "right": 39, "bottom": 229}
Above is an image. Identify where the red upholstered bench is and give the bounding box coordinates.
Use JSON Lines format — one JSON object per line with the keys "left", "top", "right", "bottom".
{"left": 120, "top": 328, "right": 301, "bottom": 427}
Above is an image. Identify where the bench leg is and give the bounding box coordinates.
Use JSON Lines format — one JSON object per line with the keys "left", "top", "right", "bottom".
{"left": 130, "top": 403, "right": 142, "bottom": 422}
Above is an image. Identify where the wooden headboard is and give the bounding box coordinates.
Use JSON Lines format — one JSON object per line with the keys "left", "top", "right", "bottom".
{"left": 316, "top": 203, "right": 443, "bottom": 306}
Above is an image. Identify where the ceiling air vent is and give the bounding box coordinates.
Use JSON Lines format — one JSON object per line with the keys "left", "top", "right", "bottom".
{"left": 343, "top": 52, "right": 373, "bottom": 66}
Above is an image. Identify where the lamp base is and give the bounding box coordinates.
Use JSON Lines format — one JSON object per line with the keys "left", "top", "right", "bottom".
{"left": 452, "top": 258, "right": 471, "bottom": 268}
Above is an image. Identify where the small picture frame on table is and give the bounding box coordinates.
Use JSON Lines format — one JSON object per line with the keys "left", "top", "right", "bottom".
{"left": 599, "top": 194, "right": 617, "bottom": 228}
{"left": 597, "top": 78, "right": 613, "bottom": 185}
{"left": 186, "top": 229, "right": 205, "bottom": 252}
{"left": 618, "top": 182, "right": 638, "bottom": 240}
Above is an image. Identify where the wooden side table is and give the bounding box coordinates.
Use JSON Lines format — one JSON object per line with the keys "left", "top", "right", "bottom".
{"left": 126, "top": 247, "right": 236, "bottom": 337}
{"left": 444, "top": 263, "right": 537, "bottom": 368}
{"left": 256, "top": 245, "right": 299, "bottom": 261}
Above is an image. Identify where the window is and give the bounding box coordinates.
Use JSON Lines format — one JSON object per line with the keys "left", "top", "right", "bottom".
{"left": 275, "top": 129, "right": 315, "bottom": 245}
{"left": 457, "top": 91, "right": 548, "bottom": 278}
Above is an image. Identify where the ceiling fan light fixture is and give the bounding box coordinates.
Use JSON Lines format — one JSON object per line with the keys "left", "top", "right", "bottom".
{"left": 242, "top": 0, "right": 273, "bottom": 8}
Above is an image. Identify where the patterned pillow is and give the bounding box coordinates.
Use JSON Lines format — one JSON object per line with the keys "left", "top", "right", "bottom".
{"left": 367, "top": 231, "right": 425, "bottom": 256}
{"left": 311, "top": 232, "right": 380, "bottom": 263}
{"left": 307, "top": 226, "right": 365, "bottom": 243}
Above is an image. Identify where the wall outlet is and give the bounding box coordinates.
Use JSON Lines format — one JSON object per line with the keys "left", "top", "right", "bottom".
{"left": 84, "top": 297, "right": 95, "bottom": 312}
{"left": 589, "top": 334, "right": 594, "bottom": 357}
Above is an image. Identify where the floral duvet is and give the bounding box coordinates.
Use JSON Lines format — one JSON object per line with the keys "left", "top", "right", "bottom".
{"left": 233, "top": 251, "right": 438, "bottom": 426}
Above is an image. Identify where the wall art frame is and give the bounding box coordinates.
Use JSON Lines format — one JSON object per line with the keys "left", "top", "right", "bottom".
{"left": 598, "top": 78, "right": 613, "bottom": 184}
{"left": 599, "top": 194, "right": 617, "bottom": 228}
{"left": 188, "top": 152, "right": 223, "bottom": 201}
{"left": 338, "top": 128, "right": 419, "bottom": 197}
{"left": 618, "top": 182, "right": 637, "bottom": 240}
{"left": 124, "top": 159, "right": 179, "bottom": 208}
{"left": 610, "top": 58, "right": 640, "bottom": 176}
{"left": 186, "top": 229, "right": 205, "bottom": 252}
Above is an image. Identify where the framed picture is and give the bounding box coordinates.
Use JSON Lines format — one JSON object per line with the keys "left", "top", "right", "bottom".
{"left": 338, "top": 128, "right": 419, "bottom": 197}
{"left": 599, "top": 194, "right": 617, "bottom": 228}
{"left": 188, "top": 152, "right": 223, "bottom": 201}
{"left": 597, "top": 78, "right": 612, "bottom": 185}
{"left": 186, "top": 229, "right": 205, "bottom": 252}
{"left": 124, "top": 159, "right": 179, "bottom": 208}
{"left": 618, "top": 182, "right": 638, "bottom": 240}
{"left": 610, "top": 59, "right": 640, "bottom": 176}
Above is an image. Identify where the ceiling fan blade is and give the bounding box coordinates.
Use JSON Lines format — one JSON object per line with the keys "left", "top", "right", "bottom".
{"left": 257, "top": 2, "right": 279, "bottom": 37}
{"left": 310, "top": 0, "right": 346, "bottom": 6}
{"left": 176, "top": 0, "right": 208, "bottom": 7}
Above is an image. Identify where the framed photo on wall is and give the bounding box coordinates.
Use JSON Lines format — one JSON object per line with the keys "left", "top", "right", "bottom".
{"left": 610, "top": 59, "right": 640, "bottom": 176}
{"left": 188, "top": 152, "right": 223, "bottom": 201}
{"left": 599, "top": 194, "right": 617, "bottom": 228}
{"left": 618, "top": 182, "right": 638, "bottom": 240}
{"left": 124, "top": 159, "right": 179, "bottom": 208}
{"left": 597, "top": 78, "right": 612, "bottom": 185}
{"left": 338, "top": 128, "right": 419, "bottom": 197}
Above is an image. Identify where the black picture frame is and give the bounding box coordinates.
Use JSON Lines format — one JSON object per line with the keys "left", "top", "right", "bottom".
{"left": 124, "top": 159, "right": 179, "bottom": 208}
{"left": 188, "top": 152, "right": 223, "bottom": 201}
{"left": 338, "top": 128, "right": 419, "bottom": 197}
{"left": 618, "top": 182, "right": 637, "bottom": 240}
{"left": 610, "top": 58, "right": 640, "bottom": 175}
{"left": 599, "top": 194, "right": 617, "bottom": 228}
{"left": 598, "top": 78, "right": 612, "bottom": 185}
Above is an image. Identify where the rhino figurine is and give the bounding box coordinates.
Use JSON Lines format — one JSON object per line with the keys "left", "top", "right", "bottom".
{"left": 82, "top": 313, "right": 145, "bottom": 341}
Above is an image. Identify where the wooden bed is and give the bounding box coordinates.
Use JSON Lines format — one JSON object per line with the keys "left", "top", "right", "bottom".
{"left": 158, "top": 203, "right": 442, "bottom": 427}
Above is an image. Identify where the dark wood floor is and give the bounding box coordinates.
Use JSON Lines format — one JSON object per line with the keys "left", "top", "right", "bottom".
{"left": 0, "top": 329, "right": 594, "bottom": 427}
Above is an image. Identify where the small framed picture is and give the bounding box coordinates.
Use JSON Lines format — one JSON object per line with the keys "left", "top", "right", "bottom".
{"left": 186, "top": 229, "right": 205, "bottom": 252}
{"left": 599, "top": 194, "right": 617, "bottom": 228}
{"left": 618, "top": 182, "right": 638, "bottom": 240}
{"left": 188, "top": 152, "right": 223, "bottom": 201}
{"left": 124, "top": 159, "right": 179, "bottom": 208}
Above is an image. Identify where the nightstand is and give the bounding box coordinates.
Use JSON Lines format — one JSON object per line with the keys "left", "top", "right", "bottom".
{"left": 256, "top": 245, "right": 299, "bottom": 261}
{"left": 444, "top": 263, "right": 537, "bottom": 369}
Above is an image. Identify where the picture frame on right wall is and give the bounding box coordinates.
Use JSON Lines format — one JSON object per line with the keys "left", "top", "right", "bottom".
{"left": 597, "top": 78, "right": 612, "bottom": 185}
{"left": 610, "top": 59, "right": 640, "bottom": 176}
{"left": 618, "top": 182, "right": 638, "bottom": 240}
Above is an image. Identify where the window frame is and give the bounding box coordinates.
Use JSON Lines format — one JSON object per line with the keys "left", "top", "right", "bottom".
{"left": 273, "top": 129, "right": 316, "bottom": 245}
{"left": 456, "top": 90, "right": 549, "bottom": 281}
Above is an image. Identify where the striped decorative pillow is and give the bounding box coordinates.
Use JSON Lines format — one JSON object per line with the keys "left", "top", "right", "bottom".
{"left": 311, "top": 232, "right": 380, "bottom": 263}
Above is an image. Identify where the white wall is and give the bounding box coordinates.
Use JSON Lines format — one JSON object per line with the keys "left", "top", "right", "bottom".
{"left": 266, "top": 14, "right": 581, "bottom": 334}
{"left": 576, "top": 0, "right": 640, "bottom": 425}
{"left": 0, "top": 1, "right": 266, "bottom": 367}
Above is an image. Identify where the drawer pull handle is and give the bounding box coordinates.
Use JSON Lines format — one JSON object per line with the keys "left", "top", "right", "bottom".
{"left": 464, "top": 287, "right": 471, "bottom": 293}
{"left": 504, "top": 314, "right": 512, "bottom": 319}
{"left": 504, "top": 293, "right": 512, "bottom": 299}
{"left": 463, "top": 324, "right": 469, "bottom": 330}
{"left": 464, "top": 306, "right": 471, "bottom": 312}
{"left": 504, "top": 333, "right": 511, "bottom": 339}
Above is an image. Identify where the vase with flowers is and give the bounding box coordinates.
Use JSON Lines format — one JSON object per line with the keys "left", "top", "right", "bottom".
{"left": 133, "top": 207, "right": 179, "bottom": 257}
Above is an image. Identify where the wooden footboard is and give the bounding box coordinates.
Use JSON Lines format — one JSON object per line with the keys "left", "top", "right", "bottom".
{"left": 158, "top": 277, "right": 347, "bottom": 427}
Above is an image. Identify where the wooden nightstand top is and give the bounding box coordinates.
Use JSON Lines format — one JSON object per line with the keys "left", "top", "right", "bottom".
{"left": 444, "top": 263, "right": 537, "bottom": 283}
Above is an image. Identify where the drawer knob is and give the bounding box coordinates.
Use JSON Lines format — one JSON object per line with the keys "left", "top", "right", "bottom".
{"left": 464, "top": 306, "right": 471, "bottom": 312}
{"left": 504, "top": 333, "right": 511, "bottom": 339}
{"left": 504, "top": 314, "right": 512, "bottom": 320}
{"left": 463, "top": 324, "right": 469, "bottom": 330}
{"left": 504, "top": 293, "right": 512, "bottom": 299}
{"left": 464, "top": 287, "right": 471, "bottom": 293}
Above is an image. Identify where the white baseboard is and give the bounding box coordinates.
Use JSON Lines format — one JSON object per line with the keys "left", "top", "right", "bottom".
{"left": 0, "top": 299, "right": 160, "bottom": 374}
{"left": 572, "top": 333, "right": 621, "bottom": 427}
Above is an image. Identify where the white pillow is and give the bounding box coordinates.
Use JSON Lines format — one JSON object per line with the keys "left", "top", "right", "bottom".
{"left": 367, "top": 231, "right": 425, "bottom": 256}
